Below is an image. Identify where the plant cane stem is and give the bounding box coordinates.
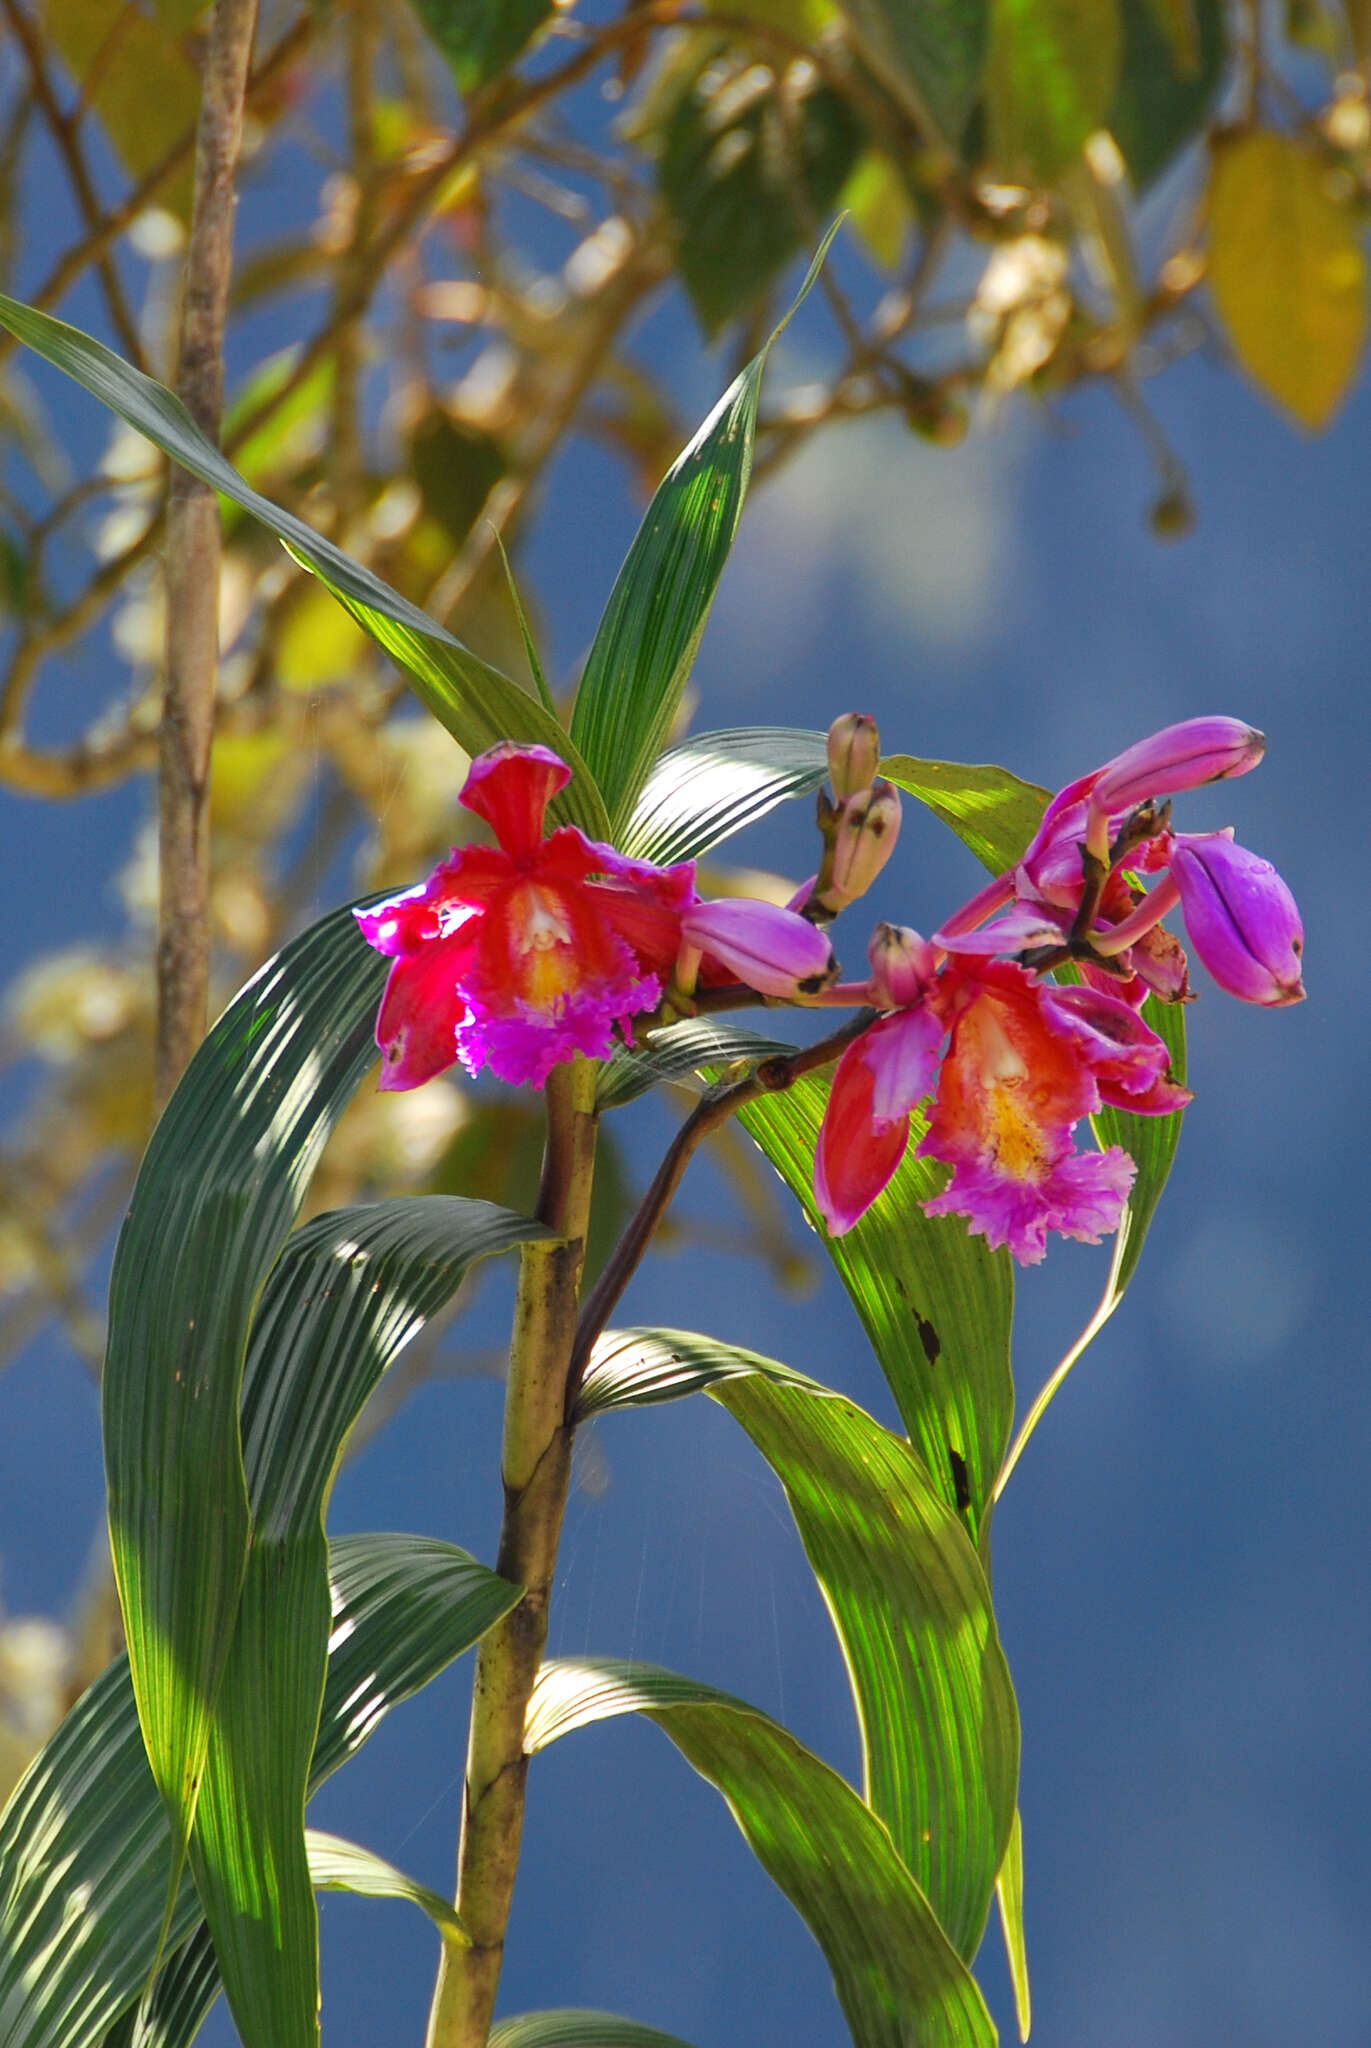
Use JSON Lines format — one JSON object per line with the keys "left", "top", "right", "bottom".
{"left": 157, "top": 0, "right": 259, "bottom": 1109}
{"left": 426, "top": 1056, "right": 600, "bottom": 2048}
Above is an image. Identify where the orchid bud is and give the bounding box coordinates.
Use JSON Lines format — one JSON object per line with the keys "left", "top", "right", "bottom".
{"left": 1170, "top": 832, "right": 1305, "bottom": 1006}
{"left": 1091, "top": 718, "right": 1266, "bottom": 812}
{"left": 867, "top": 923, "right": 939, "bottom": 1009}
{"left": 815, "top": 779, "right": 903, "bottom": 914}
{"left": 681, "top": 898, "right": 837, "bottom": 998}
{"left": 826, "top": 713, "right": 882, "bottom": 800}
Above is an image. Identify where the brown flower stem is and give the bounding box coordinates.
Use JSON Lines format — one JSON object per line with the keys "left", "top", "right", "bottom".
{"left": 426, "top": 1056, "right": 600, "bottom": 2048}
{"left": 155, "top": 0, "right": 259, "bottom": 1110}
{"left": 567, "top": 1011, "right": 875, "bottom": 1407}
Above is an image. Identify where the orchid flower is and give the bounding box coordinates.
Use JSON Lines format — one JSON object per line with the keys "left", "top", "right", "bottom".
{"left": 935, "top": 717, "right": 1304, "bottom": 1009}
{"left": 815, "top": 927, "right": 1188, "bottom": 1262}
{"left": 356, "top": 743, "right": 833, "bottom": 1091}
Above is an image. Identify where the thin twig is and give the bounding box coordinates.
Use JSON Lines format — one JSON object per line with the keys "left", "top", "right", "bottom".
{"left": 0, "top": 0, "right": 146, "bottom": 366}
{"left": 567, "top": 1011, "right": 875, "bottom": 1404}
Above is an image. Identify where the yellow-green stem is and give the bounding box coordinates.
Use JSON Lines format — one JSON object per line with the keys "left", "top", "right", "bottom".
{"left": 426, "top": 1057, "right": 599, "bottom": 2048}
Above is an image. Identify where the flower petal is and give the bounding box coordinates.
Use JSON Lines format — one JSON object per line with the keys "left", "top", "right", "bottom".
{"left": 681, "top": 899, "right": 836, "bottom": 997}
{"left": 459, "top": 742, "right": 571, "bottom": 861}
{"left": 373, "top": 929, "right": 479, "bottom": 1091}
{"left": 922, "top": 1146, "right": 1136, "bottom": 1265}
{"left": 815, "top": 1030, "right": 913, "bottom": 1234}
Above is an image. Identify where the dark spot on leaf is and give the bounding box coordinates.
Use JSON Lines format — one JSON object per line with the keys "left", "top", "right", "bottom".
{"left": 915, "top": 1313, "right": 940, "bottom": 1365}
{"left": 948, "top": 1448, "right": 971, "bottom": 1514}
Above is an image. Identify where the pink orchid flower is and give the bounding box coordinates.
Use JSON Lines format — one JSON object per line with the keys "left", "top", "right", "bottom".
{"left": 936, "top": 716, "right": 1303, "bottom": 1009}
{"left": 355, "top": 743, "right": 832, "bottom": 1091}
{"left": 815, "top": 928, "right": 1188, "bottom": 1262}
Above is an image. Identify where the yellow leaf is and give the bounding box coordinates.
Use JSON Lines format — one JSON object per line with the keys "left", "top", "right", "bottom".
{"left": 840, "top": 148, "right": 916, "bottom": 272}
{"left": 39, "top": 0, "right": 201, "bottom": 211}
{"left": 1207, "top": 129, "right": 1368, "bottom": 431}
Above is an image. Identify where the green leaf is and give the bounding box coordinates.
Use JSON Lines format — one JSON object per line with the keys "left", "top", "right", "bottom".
{"left": 576, "top": 1324, "right": 826, "bottom": 1418}
{"left": 100, "top": 905, "right": 386, "bottom": 1916}
{"left": 880, "top": 754, "right": 1049, "bottom": 874}
{"left": 655, "top": 42, "right": 862, "bottom": 337}
{"left": 577, "top": 1331, "right": 1019, "bottom": 1958}
{"left": 0, "top": 1533, "right": 518, "bottom": 2048}
{"left": 527, "top": 1659, "right": 996, "bottom": 2048}
{"left": 620, "top": 726, "right": 829, "bottom": 866}
{"left": 1109, "top": 0, "right": 1228, "bottom": 190}
{"left": 995, "top": 1809, "right": 1032, "bottom": 2043}
{"left": 712, "top": 1373, "right": 1018, "bottom": 1958}
{"left": 569, "top": 228, "right": 840, "bottom": 837}
{"left": 405, "top": 0, "right": 550, "bottom": 93}
{"left": 595, "top": 1019, "right": 797, "bottom": 1112}
{"left": 304, "top": 1830, "right": 467, "bottom": 1941}
{"left": 739, "top": 1074, "right": 1015, "bottom": 1541}
{"left": 191, "top": 1198, "right": 546, "bottom": 2048}
{"left": 985, "top": 0, "right": 1123, "bottom": 183}
{"left": 833, "top": 0, "right": 991, "bottom": 147}
{"left": 1090, "top": 987, "right": 1186, "bottom": 1305}
{"left": 490, "top": 2016, "right": 701, "bottom": 2048}
{"left": 1206, "top": 129, "right": 1368, "bottom": 432}
{"left": 0, "top": 292, "right": 607, "bottom": 836}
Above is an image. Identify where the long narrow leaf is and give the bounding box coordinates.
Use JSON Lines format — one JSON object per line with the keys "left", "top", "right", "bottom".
{"left": 577, "top": 1330, "right": 1018, "bottom": 1958}
{"left": 995, "top": 1810, "right": 1031, "bottom": 2042}
{"left": 0, "top": 1533, "right": 518, "bottom": 2048}
{"left": 101, "top": 906, "right": 385, "bottom": 1918}
{"left": 570, "top": 230, "right": 840, "bottom": 834}
{"left": 526, "top": 1659, "right": 995, "bottom": 2048}
{"left": 490, "top": 2017, "right": 701, "bottom": 2048}
{"left": 740, "top": 1075, "right": 1015, "bottom": 1541}
{"left": 620, "top": 727, "right": 829, "bottom": 867}
{"left": 193, "top": 1198, "right": 545, "bottom": 2048}
{"left": 880, "top": 754, "right": 1048, "bottom": 875}
{"left": 595, "top": 1018, "right": 795, "bottom": 1112}
{"left": 304, "top": 1831, "right": 466, "bottom": 1942}
{"left": 0, "top": 292, "right": 606, "bottom": 835}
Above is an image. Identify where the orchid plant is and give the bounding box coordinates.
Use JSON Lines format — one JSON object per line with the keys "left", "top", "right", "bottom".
{"left": 0, "top": 260, "right": 1303, "bottom": 2048}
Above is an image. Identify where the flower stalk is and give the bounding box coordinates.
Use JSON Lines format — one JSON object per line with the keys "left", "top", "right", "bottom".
{"left": 427, "top": 1056, "right": 600, "bottom": 2048}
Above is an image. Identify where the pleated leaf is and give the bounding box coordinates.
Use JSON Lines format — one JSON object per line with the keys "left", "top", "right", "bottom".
{"left": 527, "top": 1660, "right": 995, "bottom": 2048}
{"left": 0, "top": 1533, "right": 518, "bottom": 2048}
{"left": 595, "top": 1019, "right": 796, "bottom": 1112}
{"left": 620, "top": 726, "right": 829, "bottom": 867}
{"left": 0, "top": 292, "right": 605, "bottom": 835}
{"left": 1091, "top": 989, "right": 1186, "bottom": 1308}
{"left": 100, "top": 905, "right": 386, "bottom": 1914}
{"left": 304, "top": 1831, "right": 466, "bottom": 1941}
{"left": 192, "top": 1197, "right": 545, "bottom": 2048}
{"left": 576, "top": 1325, "right": 825, "bottom": 1419}
{"left": 740, "top": 1074, "right": 1016, "bottom": 1541}
{"left": 577, "top": 1329, "right": 1018, "bottom": 1958}
{"left": 569, "top": 229, "right": 839, "bottom": 837}
{"left": 490, "top": 2016, "right": 700, "bottom": 2048}
{"left": 995, "top": 1810, "right": 1031, "bottom": 2042}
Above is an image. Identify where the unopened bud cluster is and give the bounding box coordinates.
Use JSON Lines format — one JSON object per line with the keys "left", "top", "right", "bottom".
{"left": 808, "top": 715, "right": 903, "bottom": 919}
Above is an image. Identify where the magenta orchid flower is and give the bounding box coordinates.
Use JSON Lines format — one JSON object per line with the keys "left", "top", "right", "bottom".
{"left": 935, "top": 716, "right": 1303, "bottom": 1010}
{"left": 356, "top": 743, "right": 833, "bottom": 1091}
{"left": 815, "top": 928, "right": 1188, "bottom": 1262}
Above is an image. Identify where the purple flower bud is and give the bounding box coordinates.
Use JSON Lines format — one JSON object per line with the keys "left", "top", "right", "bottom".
{"left": 1169, "top": 831, "right": 1305, "bottom": 1006}
{"left": 682, "top": 898, "right": 837, "bottom": 997}
{"left": 816, "top": 780, "right": 903, "bottom": 913}
{"left": 867, "top": 923, "right": 939, "bottom": 1008}
{"left": 827, "top": 713, "right": 882, "bottom": 800}
{"left": 1092, "top": 718, "right": 1266, "bottom": 812}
